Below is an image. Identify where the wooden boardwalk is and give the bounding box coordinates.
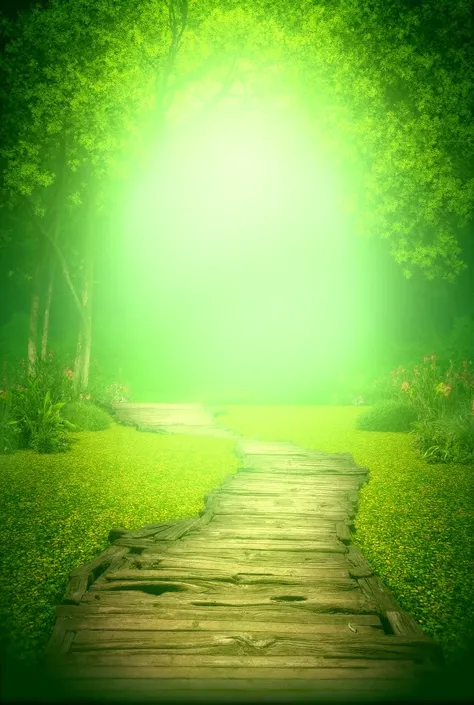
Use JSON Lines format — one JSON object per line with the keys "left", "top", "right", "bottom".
{"left": 43, "top": 404, "right": 440, "bottom": 703}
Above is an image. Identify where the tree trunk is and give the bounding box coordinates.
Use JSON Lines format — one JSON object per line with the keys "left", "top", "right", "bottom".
{"left": 27, "top": 233, "right": 47, "bottom": 376}
{"left": 40, "top": 204, "right": 63, "bottom": 361}
{"left": 73, "top": 192, "right": 95, "bottom": 393}
{"left": 40, "top": 255, "right": 56, "bottom": 362}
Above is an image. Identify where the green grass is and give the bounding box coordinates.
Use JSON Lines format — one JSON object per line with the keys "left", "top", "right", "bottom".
{"left": 219, "top": 405, "right": 474, "bottom": 664}
{"left": 1, "top": 405, "right": 473, "bottom": 672}
{"left": 0, "top": 422, "right": 239, "bottom": 665}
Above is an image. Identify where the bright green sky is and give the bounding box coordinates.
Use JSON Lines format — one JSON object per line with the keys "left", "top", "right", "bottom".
{"left": 116, "top": 92, "right": 366, "bottom": 401}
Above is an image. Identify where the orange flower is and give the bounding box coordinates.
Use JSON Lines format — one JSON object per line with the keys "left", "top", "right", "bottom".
{"left": 401, "top": 381, "right": 409, "bottom": 392}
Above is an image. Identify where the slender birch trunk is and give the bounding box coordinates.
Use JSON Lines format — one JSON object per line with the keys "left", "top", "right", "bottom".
{"left": 40, "top": 255, "right": 56, "bottom": 362}
{"left": 27, "top": 233, "right": 46, "bottom": 376}
{"left": 73, "top": 191, "right": 95, "bottom": 393}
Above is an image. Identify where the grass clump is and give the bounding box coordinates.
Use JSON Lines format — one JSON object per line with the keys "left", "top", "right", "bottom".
{"left": 355, "top": 399, "right": 418, "bottom": 432}
{"left": 0, "top": 401, "right": 20, "bottom": 454}
{"left": 412, "top": 414, "right": 474, "bottom": 465}
{"left": 60, "top": 400, "right": 111, "bottom": 431}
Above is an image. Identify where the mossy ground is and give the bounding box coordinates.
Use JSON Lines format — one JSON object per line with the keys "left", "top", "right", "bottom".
{"left": 0, "top": 422, "right": 239, "bottom": 664}
{"left": 1, "top": 406, "right": 473, "bottom": 671}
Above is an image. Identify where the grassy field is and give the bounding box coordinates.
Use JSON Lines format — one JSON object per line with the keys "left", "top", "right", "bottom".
{"left": 0, "top": 405, "right": 473, "bottom": 674}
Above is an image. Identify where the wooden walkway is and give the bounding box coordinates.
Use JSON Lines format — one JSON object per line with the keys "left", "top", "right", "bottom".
{"left": 42, "top": 404, "right": 440, "bottom": 703}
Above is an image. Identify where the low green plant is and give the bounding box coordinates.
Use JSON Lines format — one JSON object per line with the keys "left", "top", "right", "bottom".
{"left": 4, "top": 353, "right": 78, "bottom": 452}
{"left": 60, "top": 400, "right": 111, "bottom": 431}
{"left": 0, "top": 394, "right": 20, "bottom": 454}
{"left": 19, "top": 390, "right": 75, "bottom": 453}
{"left": 355, "top": 399, "right": 418, "bottom": 432}
{"left": 411, "top": 413, "right": 474, "bottom": 465}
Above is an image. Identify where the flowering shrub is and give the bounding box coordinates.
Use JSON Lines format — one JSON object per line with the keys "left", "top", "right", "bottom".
{"left": 370, "top": 354, "right": 474, "bottom": 463}
{"left": 0, "top": 353, "right": 78, "bottom": 453}
{"left": 372, "top": 354, "right": 474, "bottom": 421}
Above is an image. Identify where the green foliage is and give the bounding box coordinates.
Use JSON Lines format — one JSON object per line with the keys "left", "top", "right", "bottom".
{"left": 355, "top": 399, "right": 418, "bottom": 432}
{"left": 0, "top": 395, "right": 21, "bottom": 454}
{"left": 412, "top": 413, "right": 474, "bottom": 465}
{"left": 372, "top": 354, "right": 474, "bottom": 420}
{"left": 13, "top": 389, "right": 73, "bottom": 454}
{"left": 3, "top": 353, "right": 76, "bottom": 453}
{"left": 60, "top": 400, "right": 111, "bottom": 431}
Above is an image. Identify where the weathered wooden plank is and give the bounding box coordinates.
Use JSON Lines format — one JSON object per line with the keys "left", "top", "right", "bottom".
{"left": 152, "top": 518, "right": 202, "bottom": 541}
{"left": 48, "top": 654, "right": 413, "bottom": 670}
{"left": 113, "top": 538, "right": 156, "bottom": 551}
{"left": 157, "top": 547, "right": 348, "bottom": 564}
{"left": 55, "top": 605, "right": 382, "bottom": 627}
{"left": 70, "top": 631, "right": 438, "bottom": 661}
{"left": 121, "top": 523, "right": 180, "bottom": 539}
{"left": 212, "top": 490, "right": 353, "bottom": 502}
{"left": 386, "top": 611, "right": 433, "bottom": 640}
{"left": 238, "top": 465, "right": 366, "bottom": 476}
{"left": 238, "top": 456, "right": 364, "bottom": 469}
{"left": 212, "top": 508, "right": 351, "bottom": 521}
{"left": 211, "top": 496, "right": 352, "bottom": 509}
{"left": 189, "top": 528, "right": 337, "bottom": 541}
{"left": 69, "top": 546, "right": 129, "bottom": 580}
{"left": 227, "top": 474, "right": 363, "bottom": 487}
{"left": 208, "top": 516, "right": 338, "bottom": 530}
{"left": 346, "top": 546, "right": 374, "bottom": 578}
{"left": 52, "top": 664, "right": 418, "bottom": 681}
{"left": 174, "top": 538, "right": 347, "bottom": 553}
{"left": 57, "top": 616, "right": 381, "bottom": 636}
{"left": 63, "top": 574, "right": 90, "bottom": 606}
{"left": 97, "top": 575, "right": 360, "bottom": 594}
{"left": 81, "top": 591, "right": 378, "bottom": 614}
{"left": 103, "top": 572, "right": 359, "bottom": 592}
{"left": 358, "top": 576, "right": 400, "bottom": 613}
{"left": 44, "top": 619, "right": 68, "bottom": 655}
{"left": 335, "top": 522, "right": 351, "bottom": 545}
{"left": 131, "top": 557, "right": 349, "bottom": 579}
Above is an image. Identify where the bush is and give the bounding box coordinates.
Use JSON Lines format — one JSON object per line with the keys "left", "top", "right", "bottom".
{"left": 355, "top": 399, "right": 418, "bottom": 432}
{"left": 371, "top": 354, "right": 474, "bottom": 421}
{"left": 3, "top": 353, "right": 78, "bottom": 453}
{"left": 60, "top": 400, "right": 111, "bottom": 431}
{"left": 16, "top": 390, "right": 73, "bottom": 453}
{"left": 412, "top": 413, "right": 474, "bottom": 465}
{"left": 0, "top": 398, "right": 20, "bottom": 454}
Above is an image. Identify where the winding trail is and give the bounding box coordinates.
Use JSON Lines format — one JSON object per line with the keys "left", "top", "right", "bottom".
{"left": 43, "top": 403, "right": 440, "bottom": 703}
